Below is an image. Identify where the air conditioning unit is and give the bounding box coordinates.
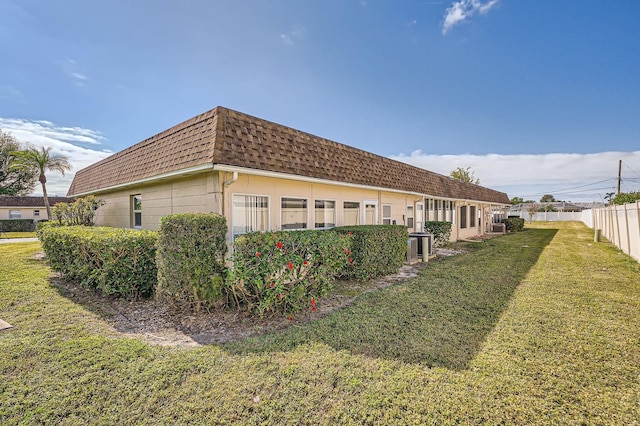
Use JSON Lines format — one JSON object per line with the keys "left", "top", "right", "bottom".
{"left": 409, "top": 232, "right": 434, "bottom": 260}
{"left": 406, "top": 237, "right": 419, "bottom": 263}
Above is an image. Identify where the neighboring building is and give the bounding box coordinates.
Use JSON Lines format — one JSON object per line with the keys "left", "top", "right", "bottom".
{"left": 67, "top": 106, "right": 510, "bottom": 243}
{"left": 0, "top": 196, "right": 75, "bottom": 222}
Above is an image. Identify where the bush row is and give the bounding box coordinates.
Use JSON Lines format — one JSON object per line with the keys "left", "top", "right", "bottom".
{"left": 423, "top": 221, "right": 452, "bottom": 247}
{"left": 0, "top": 219, "right": 34, "bottom": 232}
{"left": 503, "top": 217, "right": 525, "bottom": 232}
{"left": 227, "top": 230, "right": 351, "bottom": 316}
{"left": 333, "top": 225, "right": 408, "bottom": 281}
{"left": 38, "top": 216, "right": 409, "bottom": 315}
{"left": 156, "top": 213, "right": 228, "bottom": 312}
{"left": 38, "top": 224, "right": 158, "bottom": 299}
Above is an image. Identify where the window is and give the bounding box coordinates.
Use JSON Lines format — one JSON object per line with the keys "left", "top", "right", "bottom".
{"left": 343, "top": 201, "right": 360, "bottom": 226}
{"left": 132, "top": 195, "right": 142, "bottom": 228}
{"left": 314, "top": 200, "right": 335, "bottom": 229}
{"left": 406, "top": 205, "right": 414, "bottom": 228}
{"left": 470, "top": 206, "right": 476, "bottom": 228}
{"left": 33, "top": 210, "right": 40, "bottom": 217}
{"left": 9, "top": 210, "right": 21, "bottom": 219}
{"left": 281, "top": 197, "right": 307, "bottom": 230}
{"left": 460, "top": 205, "right": 467, "bottom": 229}
{"left": 382, "top": 204, "right": 392, "bottom": 225}
{"left": 232, "top": 194, "right": 269, "bottom": 238}
{"left": 364, "top": 201, "right": 377, "bottom": 225}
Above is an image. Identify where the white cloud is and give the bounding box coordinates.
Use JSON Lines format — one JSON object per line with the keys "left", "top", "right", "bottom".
{"left": 390, "top": 150, "right": 640, "bottom": 202}
{"left": 407, "top": 19, "right": 418, "bottom": 27}
{"left": 279, "top": 25, "right": 305, "bottom": 46}
{"left": 442, "top": 0, "right": 499, "bottom": 35}
{"left": 60, "top": 59, "right": 90, "bottom": 87}
{"left": 0, "top": 118, "right": 112, "bottom": 196}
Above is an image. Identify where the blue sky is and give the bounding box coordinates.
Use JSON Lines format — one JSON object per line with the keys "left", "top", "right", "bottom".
{"left": 1, "top": 0, "right": 639, "bottom": 201}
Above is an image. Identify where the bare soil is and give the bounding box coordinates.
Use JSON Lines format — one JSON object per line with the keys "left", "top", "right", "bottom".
{"left": 48, "top": 261, "right": 440, "bottom": 348}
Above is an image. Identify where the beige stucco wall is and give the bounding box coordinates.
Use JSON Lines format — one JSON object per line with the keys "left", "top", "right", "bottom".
{"left": 0, "top": 207, "right": 47, "bottom": 221}
{"left": 89, "top": 169, "right": 502, "bottom": 245}
{"left": 225, "top": 173, "right": 424, "bottom": 239}
{"left": 93, "top": 173, "right": 219, "bottom": 231}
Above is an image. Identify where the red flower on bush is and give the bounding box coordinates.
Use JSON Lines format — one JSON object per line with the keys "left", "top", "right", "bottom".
{"left": 347, "top": 231, "right": 353, "bottom": 236}
{"left": 288, "top": 261, "right": 294, "bottom": 270}
{"left": 255, "top": 251, "right": 261, "bottom": 257}
{"left": 276, "top": 241, "right": 283, "bottom": 249}
{"left": 270, "top": 282, "right": 275, "bottom": 288}
{"left": 288, "top": 316, "right": 294, "bottom": 321}
{"left": 311, "top": 298, "right": 317, "bottom": 312}
{"left": 279, "top": 293, "right": 285, "bottom": 299}
{"left": 303, "top": 260, "right": 309, "bottom": 266}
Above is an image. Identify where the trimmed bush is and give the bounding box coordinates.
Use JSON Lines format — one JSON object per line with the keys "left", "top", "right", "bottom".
{"left": 0, "top": 219, "right": 34, "bottom": 232}
{"left": 227, "top": 230, "right": 350, "bottom": 316}
{"left": 333, "top": 225, "right": 407, "bottom": 281}
{"left": 423, "top": 221, "right": 452, "bottom": 247}
{"left": 38, "top": 225, "right": 158, "bottom": 299}
{"left": 503, "top": 217, "right": 525, "bottom": 232}
{"left": 156, "top": 213, "right": 228, "bottom": 312}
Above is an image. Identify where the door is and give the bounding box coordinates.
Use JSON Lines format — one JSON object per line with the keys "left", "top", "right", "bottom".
{"left": 364, "top": 200, "right": 378, "bottom": 225}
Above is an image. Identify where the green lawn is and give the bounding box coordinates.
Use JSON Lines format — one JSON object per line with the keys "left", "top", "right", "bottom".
{"left": 0, "top": 232, "right": 37, "bottom": 239}
{"left": 1, "top": 222, "right": 639, "bottom": 424}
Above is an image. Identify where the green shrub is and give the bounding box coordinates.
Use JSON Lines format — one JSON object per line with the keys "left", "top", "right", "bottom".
{"left": 503, "top": 217, "right": 525, "bottom": 232}
{"left": 156, "top": 213, "right": 228, "bottom": 312}
{"left": 333, "top": 225, "right": 407, "bottom": 281}
{"left": 0, "top": 219, "right": 34, "bottom": 232}
{"left": 423, "top": 221, "right": 452, "bottom": 247}
{"left": 38, "top": 225, "right": 158, "bottom": 299}
{"left": 51, "top": 195, "right": 104, "bottom": 226}
{"left": 227, "top": 230, "right": 350, "bottom": 316}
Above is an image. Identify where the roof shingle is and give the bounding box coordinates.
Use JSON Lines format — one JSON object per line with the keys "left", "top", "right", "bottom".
{"left": 68, "top": 107, "right": 510, "bottom": 204}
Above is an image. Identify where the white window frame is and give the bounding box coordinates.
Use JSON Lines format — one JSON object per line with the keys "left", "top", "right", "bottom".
{"left": 9, "top": 210, "right": 21, "bottom": 219}
{"left": 416, "top": 202, "right": 424, "bottom": 232}
{"left": 314, "top": 199, "right": 336, "bottom": 229}
{"left": 406, "top": 205, "right": 414, "bottom": 229}
{"left": 132, "top": 195, "right": 142, "bottom": 229}
{"left": 232, "top": 193, "right": 270, "bottom": 240}
{"left": 363, "top": 199, "right": 378, "bottom": 225}
{"left": 382, "top": 204, "right": 392, "bottom": 225}
{"left": 280, "top": 196, "right": 309, "bottom": 230}
{"left": 343, "top": 200, "right": 361, "bottom": 226}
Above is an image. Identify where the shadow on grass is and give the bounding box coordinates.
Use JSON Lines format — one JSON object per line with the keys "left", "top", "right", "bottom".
{"left": 223, "top": 228, "right": 558, "bottom": 370}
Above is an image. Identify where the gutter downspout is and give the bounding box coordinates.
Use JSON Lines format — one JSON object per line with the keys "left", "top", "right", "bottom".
{"left": 221, "top": 171, "right": 238, "bottom": 218}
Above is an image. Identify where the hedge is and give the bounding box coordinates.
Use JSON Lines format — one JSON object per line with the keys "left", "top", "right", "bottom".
{"left": 0, "top": 219, "right": 34, "bottom": 232}
{"left": 156, "top": 213, "right": 228, "bottom": 312}
{"left": 423, "top": 221, "right": 452, "bottom": 247}
{"left": 333, "top": 225, "right": 407, "bottom": 281}
{"left": 503, "top": 217, "right": 525, "bottom": 232}
{"left": 38, "top": 224, "right": 158, "bottom": 299}
{"left": 227, "top": 230, "right": 350, "bottom": 316}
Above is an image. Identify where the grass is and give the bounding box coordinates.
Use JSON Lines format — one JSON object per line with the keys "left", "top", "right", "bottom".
{"left": 0, "top": 232, "right": 37, "bottom": 239}
{"left": 1, "top": 223, "right": 639, "bottom": 424}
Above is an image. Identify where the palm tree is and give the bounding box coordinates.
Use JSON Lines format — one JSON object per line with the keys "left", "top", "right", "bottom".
{"left": 11, "top": 146, "right": 72, "bottom": 218}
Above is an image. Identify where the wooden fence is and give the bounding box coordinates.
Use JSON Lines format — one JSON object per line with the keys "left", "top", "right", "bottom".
{"left": 589, "top": 202, "right": 640, "bottom": 263}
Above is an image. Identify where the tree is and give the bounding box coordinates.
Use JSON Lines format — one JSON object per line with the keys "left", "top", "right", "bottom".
{"left": 604, "top": 192, "right": 616, "bottom": 205}
{"left": 611, "top": 191, "right": 640, "bottom": 205}
{"left": 0, "top": 130, "right": 38, "bottom": 195}
{"left": 510, "top": 196, "right": 524, "bottom": 205}
{"left": 540, "top": 194, "right": 556, "bottom": 202}
{"left": 450, "top": 167, "right": 480, "bottom": 184}
{"left": 11, "top": 145, "right": 72, "bottom": 219}
{"left": 526, "top": 202, "right": 539, "bottom": 222}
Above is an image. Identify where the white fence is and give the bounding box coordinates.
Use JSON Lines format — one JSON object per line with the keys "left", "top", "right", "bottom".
{"left": 588, "top": 202, "right": 640, "bottom": 263}
{"left": 514, "top": 211, "right": 593, "bottom": 225}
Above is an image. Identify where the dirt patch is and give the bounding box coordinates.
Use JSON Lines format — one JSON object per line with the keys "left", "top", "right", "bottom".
{"left": 49, "top": 262, "right": 429, "bottom": 348}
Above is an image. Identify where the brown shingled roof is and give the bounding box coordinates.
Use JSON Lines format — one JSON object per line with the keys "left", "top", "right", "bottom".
{"left": 68, "top": 107, "right": 510, "bottom": 205}
{"left": 0, "top": 196, "right": 75, "bottom": 207}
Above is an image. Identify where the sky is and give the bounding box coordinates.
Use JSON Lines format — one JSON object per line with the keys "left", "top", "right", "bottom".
{"left": 1, "top": 0, "right": 639, "bottom": 202}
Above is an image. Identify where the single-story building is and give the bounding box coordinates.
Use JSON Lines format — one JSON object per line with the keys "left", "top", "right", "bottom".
{"left": 67, "top": 106, "right": 510, "bottom": 243}
{"left": 0, "top": 196, "right": 75, "bottom": 222}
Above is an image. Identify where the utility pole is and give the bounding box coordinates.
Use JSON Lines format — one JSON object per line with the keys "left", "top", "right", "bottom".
{"left": 617, "top": 159, "right": 622, "bottom": 195}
